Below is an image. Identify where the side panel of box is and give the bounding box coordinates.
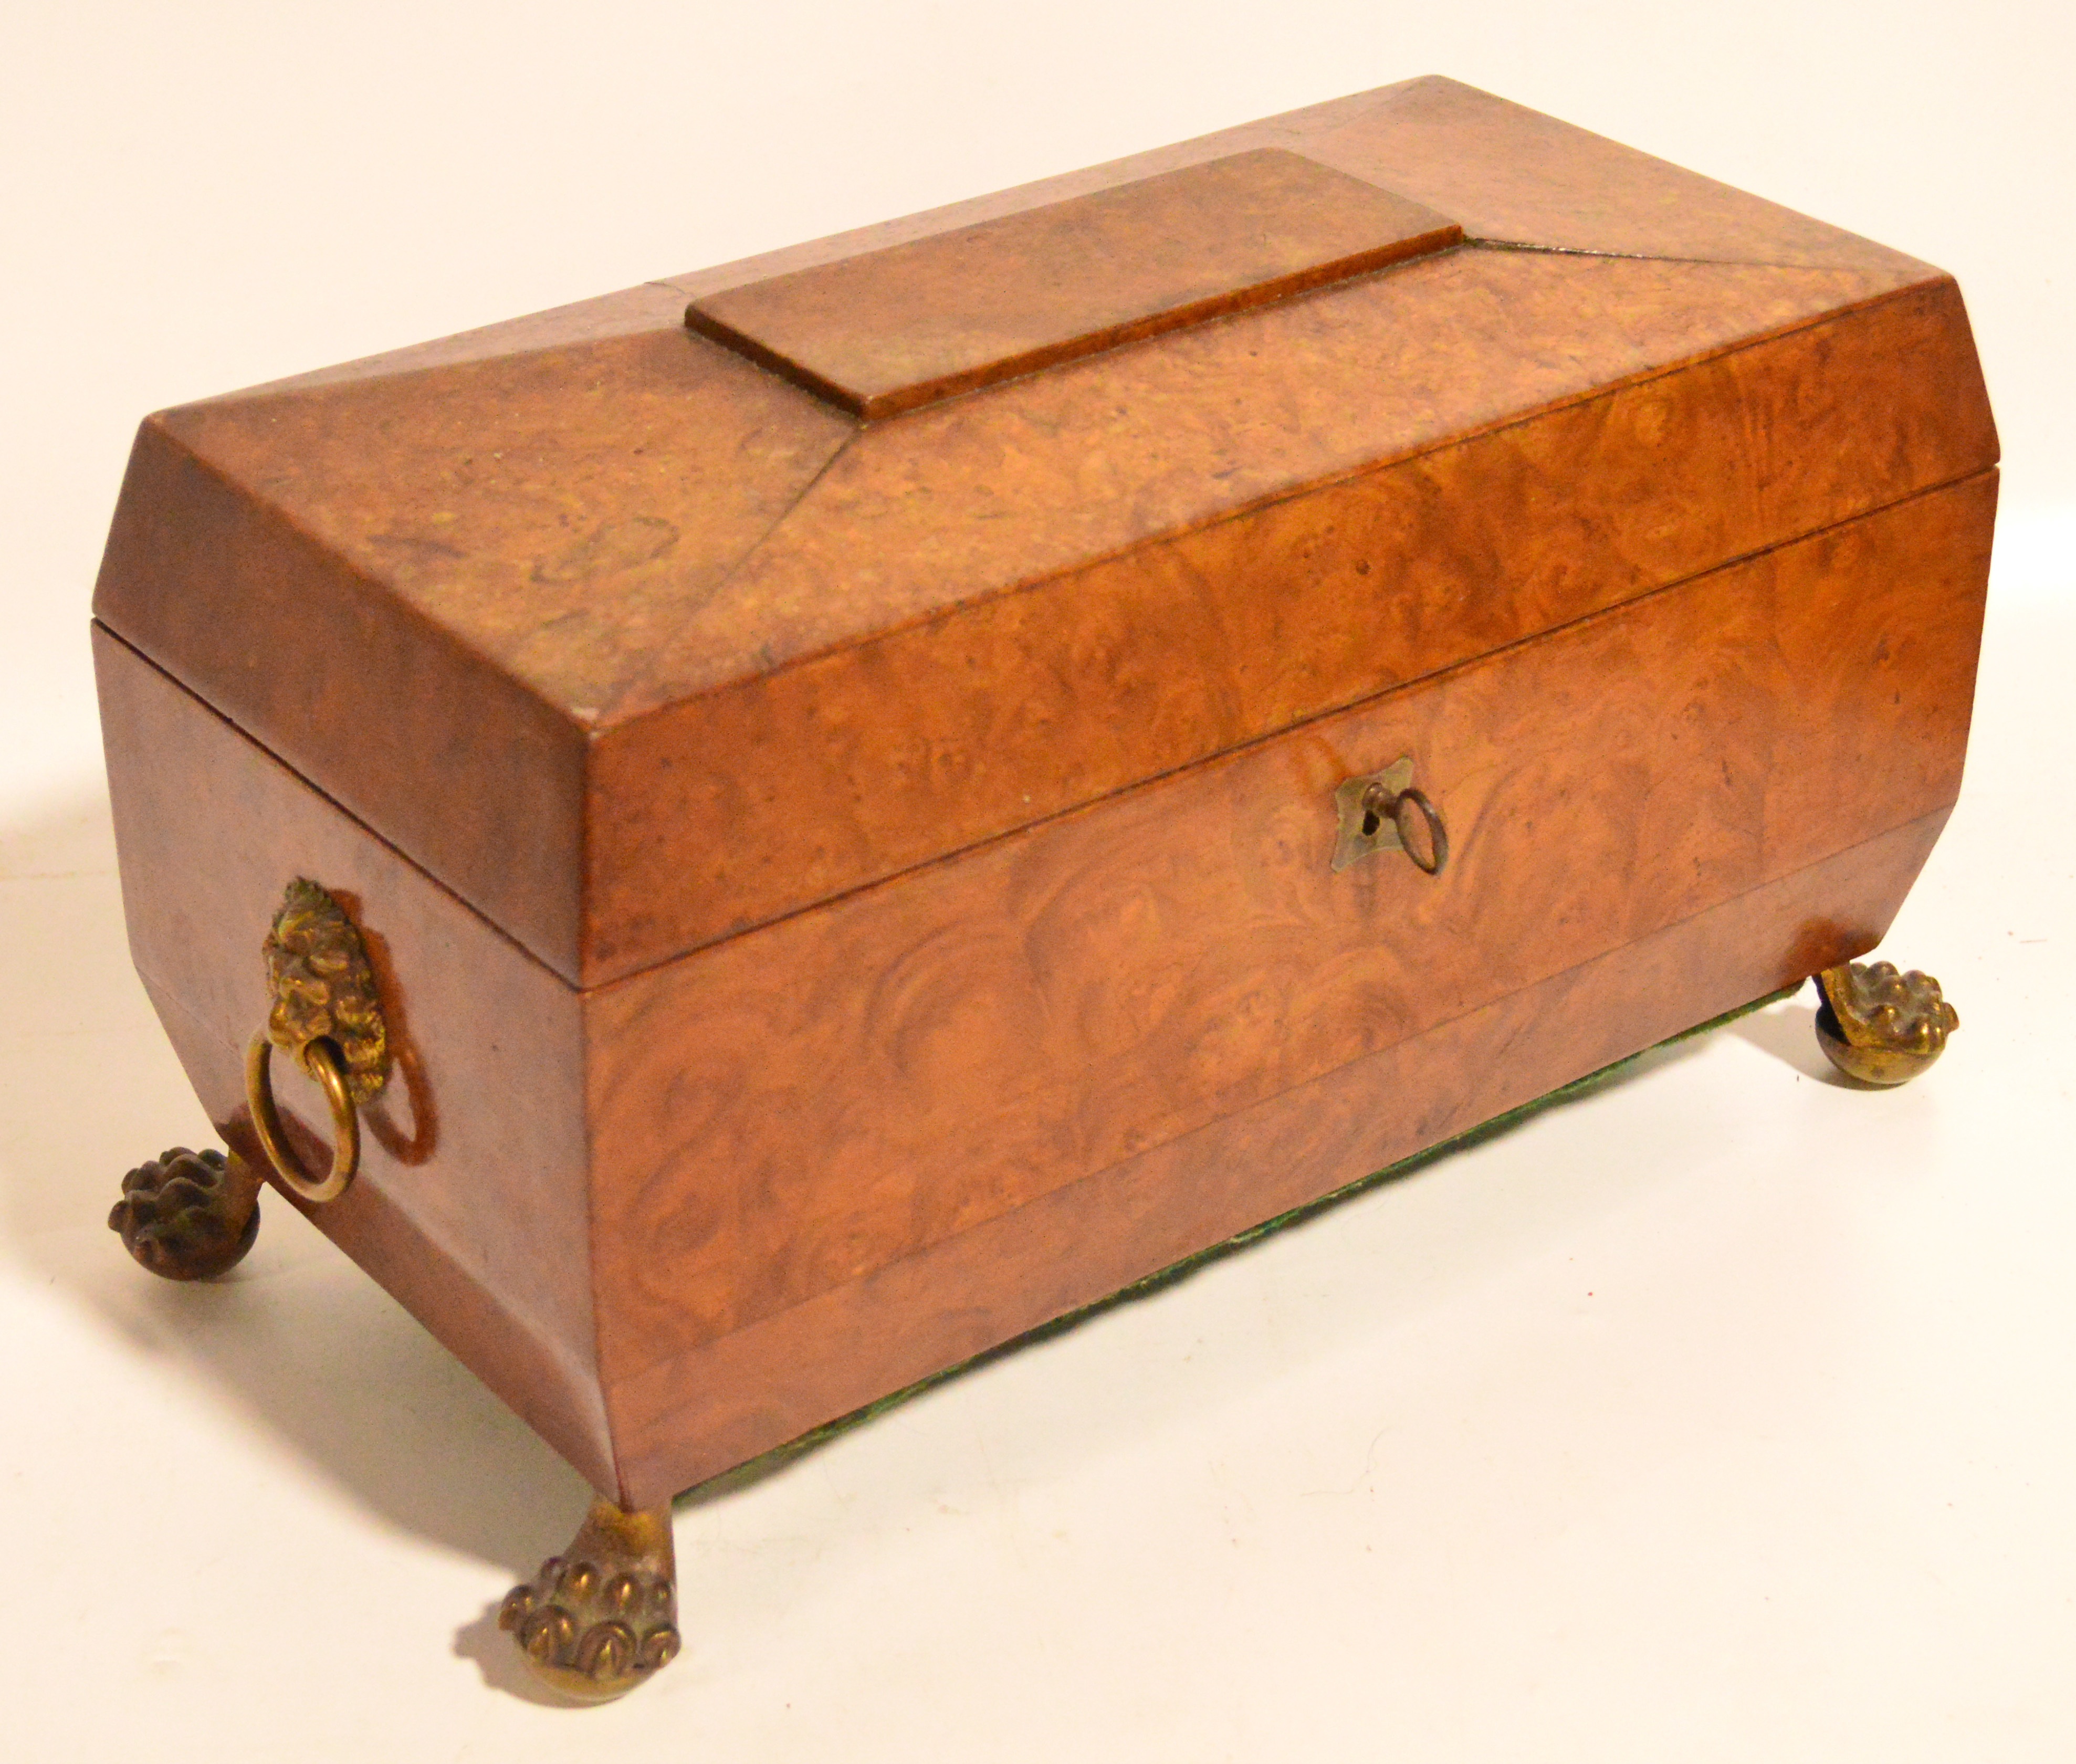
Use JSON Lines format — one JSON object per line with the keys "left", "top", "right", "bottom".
{"left": 589, "top": 473, "right": 1993, "bottom": 1503}
{"left": 93, "top": 628, "right": 616, "bottom": 1492}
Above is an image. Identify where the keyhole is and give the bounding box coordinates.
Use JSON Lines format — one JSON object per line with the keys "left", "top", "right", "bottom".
{"left": 1360, "top": 807, "right": 1381, "bottom": 837}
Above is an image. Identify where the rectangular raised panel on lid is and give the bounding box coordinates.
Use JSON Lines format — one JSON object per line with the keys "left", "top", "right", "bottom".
{"left": 683, "top": 149, "right": 1461, "bottom": 417}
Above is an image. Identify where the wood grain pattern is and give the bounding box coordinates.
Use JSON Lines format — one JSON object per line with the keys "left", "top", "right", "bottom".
{"left": 631, "top": 259, "right": 1947, "bottom": 710}
{"left": 93, "top": 627, "right": 617, "bottom": 1490}
{"left": 686, "top": 150, "right": 1459, "bottom": 418}
{"left": 96, "top": 478, "right": 1991, "bottom": 1509}
{"left": 97, "top": 457, "right": 1988, "bottom": 1507}
{"left": 94, "top": 330, "right": 855, "bottom": 974}
{"left": 588, "top": 278, "right": 1994, "bottom": 979}
{"left": 90, "top": 80, "right": 1994, "bottom": 987}
{"left": 92, "top": 79, "right": 1998, "bottom": 1514}
{"left": 94, "top": 427, "right": 595, "bottom": 976}
{"left": 101, "top": 259, "right": 1994, "bottom": 985}
{"left": 585, "top": 475, "right": 1992, "bottom": 1391}
{"left": 606, "top": 809, "right": 1948, "bottom": 1506}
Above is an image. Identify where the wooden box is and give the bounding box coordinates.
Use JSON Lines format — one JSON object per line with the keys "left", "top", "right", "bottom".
{"left": 93, "top": 76, "right": 1994, "bottom": 1694}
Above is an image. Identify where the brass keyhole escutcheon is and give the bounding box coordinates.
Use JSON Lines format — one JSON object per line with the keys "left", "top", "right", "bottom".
{"left": 1332, "top": 759, "right": 1450, "bottom": 876}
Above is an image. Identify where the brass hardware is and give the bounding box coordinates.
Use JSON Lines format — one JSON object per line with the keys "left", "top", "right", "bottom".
{"left": 1813, "top": 959, "right": 1958, "bottom": 1086}
{"left": 108, "top": 1146, "right": 262, "bottom": 1280}
{"left": 500, "top": 1498, "right": 681, "bottom": 1701}
{"left": 243, "top": 879, "right": 390, "bottom": 1202}
{"left": 262, "top": 878, "right": 389, "bottom": 1104}
{"left": 1333, "top": 759, "right": 1449, "bottom": 876}
{"left": 1386, "top": 786, "right": 1448, "bottom": 875}
{"left": 246, "top": 1032, "right": 361, "bottom": 1203}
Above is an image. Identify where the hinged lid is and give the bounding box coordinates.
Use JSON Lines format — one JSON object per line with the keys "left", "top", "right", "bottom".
{"left": 93, "top": 77, "right": 1996, "bottom": 989}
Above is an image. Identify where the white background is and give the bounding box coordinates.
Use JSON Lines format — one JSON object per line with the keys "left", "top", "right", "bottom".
{"left": 2, "top": 4, "right": 2072, "bottom": 1757}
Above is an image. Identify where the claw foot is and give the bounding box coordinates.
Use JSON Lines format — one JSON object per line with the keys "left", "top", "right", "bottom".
{"left": 108, "top": 1146, "right": 261, "bottom": 1279}
{"left": 500, "top": 1498, "right": 680, "bottom": 1701}
{"left": 1813, "top": 960, "right": 1959, "bottom": 1086}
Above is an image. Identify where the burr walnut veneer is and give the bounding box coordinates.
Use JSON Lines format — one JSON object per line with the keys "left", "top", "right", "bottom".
{"left": 94, "top": 77, "right": 1993, "bottom": 1693}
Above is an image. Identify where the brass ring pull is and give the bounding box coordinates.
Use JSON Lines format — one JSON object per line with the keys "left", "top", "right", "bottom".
{"left": 243, "top": 878, "right": 391, "bottom": 1206}
{"left": 1378, "top": 784, "right": 1449, "bottom": 876}
{"left": 245, "top": 1031, "right": 361, "bottom": 1203}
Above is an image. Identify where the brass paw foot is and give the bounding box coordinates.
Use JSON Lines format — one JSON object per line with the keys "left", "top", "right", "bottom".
{"left": 1813, "top": 960, "right": 1959, "bottom": 1086}
{"left": 108, "top": 1146, "right": 261, "bottom": 1280}
{"left": 500, "top": 1498, "right": 680, "bottom": 1701}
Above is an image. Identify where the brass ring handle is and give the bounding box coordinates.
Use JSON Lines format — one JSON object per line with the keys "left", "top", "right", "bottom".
{"left": 245, "top": 1031, "right": 360, "bottom": 1204}
{"left": 1388, "top": 785, "right": 1449, "bottom": 876}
